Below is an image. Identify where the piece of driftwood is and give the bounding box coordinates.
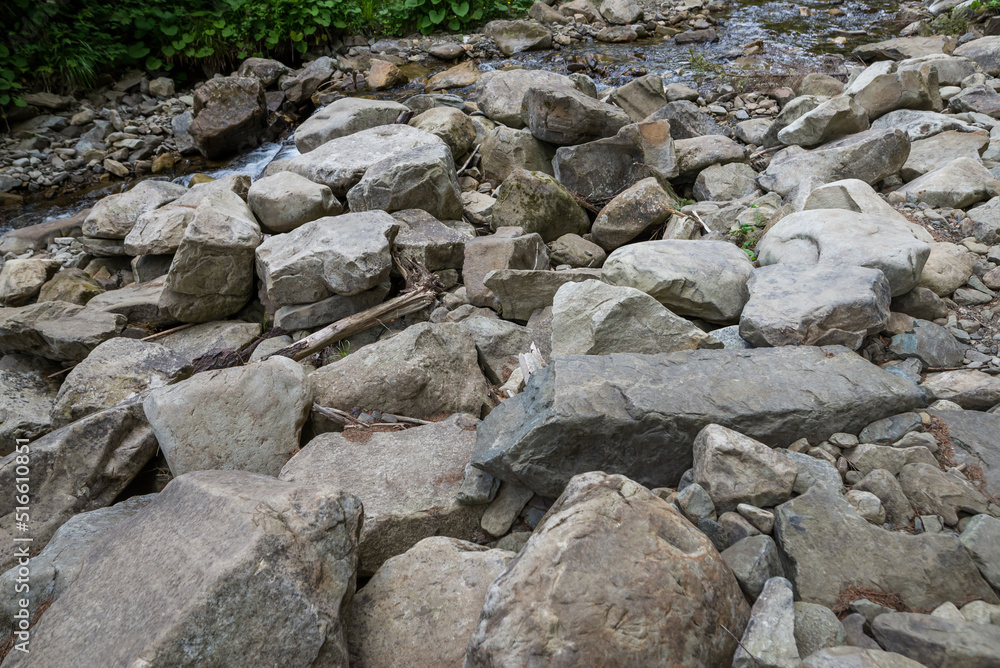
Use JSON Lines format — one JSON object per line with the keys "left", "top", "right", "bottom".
{"left": 518, "top": 342, "right": 547, "bottom": 385}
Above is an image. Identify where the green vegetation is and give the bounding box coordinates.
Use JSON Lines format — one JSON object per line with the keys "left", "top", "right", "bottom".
{"left": 733, "top": 205, "right": 766, "bottom": 262}
{"left": 1, "top": 0, "right": 531, "bottom": 106}
{"left": 333, "top": 340, "right": 352, "bottom": 358}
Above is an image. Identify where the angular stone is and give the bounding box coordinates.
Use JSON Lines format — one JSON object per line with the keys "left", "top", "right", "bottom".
{"left": 795, "top": 602, "right": 847, "bottom": 659}
{"left": 159, "top": 189, "right": 262, "bottom": 323}
{"left": 757, "top": 209, "right": 930, "bottom": 297}
{"left": 473, "top": 346, "right": 926, "bottom": 496}
{"left": 846, "top": 444, "right": 937, "bottom": 476}
{"left": 551, "top": 279, "right": 720, "bottom": 356}
{"left": 758, "top": 129, "right": 911, "bottom": 197}
{"left": 255, "top": 210, "right": 397, "bottom": 309}
{"left": 0, "top": 258, "right": 61, "bottom": 306}
{"left": 722, "top": 535, "right": 786, "bottom": 600}
{"left": 464, "top": 472, "right": 751, "bottom": 666}
{"left": 6, "top": 470, "right": 362, "bottom": 667}
{"left": 552, "top": 120, "right": 678, "bottom": 199}
{"left": 273, "top": 284, "right": 388, "bottom": 331}
{"left": 549, "top": 233, "right": 606, "bottom": 268}
{"left": 236, "top": 57, "right": 290, "bottom": 87}
{"left": 155, "top": 320, "right": 261, "bottom": 363}
{"left": 895, "top": 157, "right": 1000, "bottom": 208}
{"left": 888, "top": 318, "right": 965, "bottom": 367}
{"left": 872, "top": 612, "right": 1000, "bottom": 666}
{"left": 739, "top": 263, "right": 891, "bottom": 350}
{"left": 968, "top": 196, "right": 1000, "bottom": 245}
{"left": 247, "top": 171, "right": 342, "bottom": 234}
{"left": 853, "top": 469, "right": 915, "bottom": 527}
{"left": 693, "top": 424, "right": 798, "bottom": 513}
{"left": 854, "top": 36, "right": 949, "bottom": 62}
{"left": 280, "top": 415, "right": 483, "bottom": 574}
{"left": 778, "top": 96, "right": 870, "bottom": 147}
{"left": 392, "top": 209, "right": 469, "bottom": 271}
{"left": 347, "top": 142, "right": 464, "bottom": 220}
{"left": 346, "top": 537, "right": 513, "bottom": 667}
{"left": 773, "top": 485, "right": 996, "bottom": 610}
{"left": 902, "top": 129, "right": 989, "bottom": 182}
{"left": 480, "top": 126, "right": 555, "bottom": 183}
{"left": 281, "top": 55, "right": 336, "bottom": 104}
{"left": 0, "top": 400, "right": 157, "bottom": 573}
{"left": 483, "top": 268, "right": 602, "bottom": 321}
{"left": 0, "top": 355, "right": 59, "bottom": 452}
{"left": 310, "top": 322, "right": 490, "bottom": 419}
{"left": 649, "top": 100, "right": 727, "bottom": 139}
{"left": 0, "top": 301, "right": 125, "bottom": 362}
{"left": 590, "top": 177, "right": 677, "bottom": 251}
{"left": 37, "top": 268, "right": 103, "bottom": 306}
{"left": 82, "top": 180, "right": 187, "bottom": 240}
{"left": 490, "top": 168, "right": 589, "bottom": 242}
{"left": 954, "top": 36, "right": 1000, "bottom": 76}
{"left": 474, "top": 69, "right": 581, "bottom": 129}
{"left": 852, "top": 67, "right": 942, "bottom": 121}
{"left": 733, "top": 577, "right": 800, "bottom": 668}
{"left": 801, "top": 646, "right": 927, "bottom": 668}
{"left": 188, "top": 77, "right": 268, "bottom": 159}
{"left": 918, "top": 241, "right": 976, "bottom": 296}
{"left": 899, "top": 462, "right": 989, "bottom": 526}
{"left": 524, "top": 83, "right": 631, "bottom": 146}
{"left": 871, "top": 109, "right": 974, "bottom": 141}
{"left": 284, "top": 124, "right": 445, "bottom": 197}
{"left": 693, "top": 162, "right": 758, "bottom": 202}
{"left": 294, "top": 97, "right": 408, "bottom": 153}
{"left": 51, "top": 338, "right": 190, "bottom": 429}
{"left": 609, "top": 74, "right": 665, "bottom": 121}
{"left": 464, "top": 228, "right": 549, "bottom": 310}
{"left": 922, "top": 370, "right": 1000, "bottom": 410}
{"left": 675, "top": 134, "right": 746, "bottom": 178}
{"left": 603, "top": 239, "right": 754, "bottom": 323}
{"left": 426, "top": 60, "right": 482, "bottom": 90}
{"left": 484, "top": 19, "right": 553, "bottom": 56}
{"left": 144, "top": 356, "right": 311, "bottom": 477}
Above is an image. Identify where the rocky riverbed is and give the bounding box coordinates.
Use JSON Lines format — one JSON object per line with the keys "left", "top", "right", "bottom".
{"left": 3, "top": 0, "right": 1000, "bottom": 665}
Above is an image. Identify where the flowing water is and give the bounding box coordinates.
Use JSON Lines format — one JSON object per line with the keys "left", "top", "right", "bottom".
{"left": 4, "top": 0, "right": 901, "bottom": 232}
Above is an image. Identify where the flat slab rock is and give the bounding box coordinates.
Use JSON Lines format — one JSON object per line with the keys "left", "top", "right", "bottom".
{"left": 473, "top": 346, "right": 926, "bottom": 497}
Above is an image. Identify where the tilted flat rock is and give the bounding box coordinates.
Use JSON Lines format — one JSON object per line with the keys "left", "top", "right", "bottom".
{"left": 392, "top": 209, "right": 470, "bottom": 272}
{"left": 294, "top": 97, "right": 408, "bottom": 153}
{"left": 464, "top": 472, "right": 751, "bottom": 667}
{"left": 0, "top": 301, "right": 125, "bottom": 362}
{"left": 851, "top": 66, "right": 941, "bottom": 121}
{"left": 255, "top": 210, "right": 398, "bottom": 308}
{"left": 490, "top": 168, "right": 590, "bottom": 242}
{"left": 552, "top": 120, "right": 678, "bottom": 199}
{"left": 463, "top": 227, "right": 549, "bottom": 310}
{"left": 408, "top": 106, "right": 477, "bottom": 158}
{"left": 603, "top": 239, "right": 754, "bottom": 323}
{"left": 144, "top": 356, "right": 311, "bottom": 477}
{"left": 954, "top": 35, "right": 1000, "bottom": 76}
{"left": 523, "top": 83, "right": 631, "bottom": 145}
{"left": 284, "top": 124, "right": 445, "bottom": 197}
{"left": 872, "top": 612, "right": 1000, "bottom": 666}
{"left": 483, "top": 19, "right": 552, "bottom": 56}
{"left": 777, "top": 96, "right": 870, "bottom": 147}
{"left": 346, "top": 142, "right": 464, "bottom": 220}
{"left": 480, "top": 125, "right": 555, "bottom": 182}
{"left": 159, "top": 189, "right": 262, "bottom": 323}
{"left": 733, "top": 577, "right": 800, "bottom": 668}
{"left": 0, "top": 400, "right": 157, "bottom": 573}
{"left": 901, "top": 129, "right": 989, "bottom": 181}
{"left": 801, "top": 646, "right": 929, "bottom": 668}
{"left": 854, "top": 36, "right": 949, "bottom": 62}
{"left": 922, "top": 370, "right": 1000, "bottom": 410}
{"left": 280, "top": 415, "right": 485, "bottom": 575}
{"left": 310, "top": 322, "right": 491, "bottom": 419}
{"left": 483, "top": 267, "right": 602, "bottom": 321}
{"left": 894, "top": 156, "right": 1000, "bottom": 208}
{"left": 758, "top": 129, "right": 910, "bottom": 197}
{"left": 82, "top": 180, "right": 187, "bottom": 240}
{"left": 3, "top": 471, "right": 362, "bottom": 668}
{"left": 774, "top": 485, "right": 996, "bottom": 610}
{"left": 50, "top": 337, "right": 190, "bottom": 429}
{"left": 739, "top": 263, "right": 891, "bottom": 350}
{"left": 346, "top": 537, "right": 514, "bottom": 667}
{"left": 474, "top": 69, "right": 581, "bottom": 128}
{"left": 551, "top": 279, "right": 721, "bottom": 356}
{"left": 756, "top": 209, "right": 931, "bottom": 297}
{"left": 0, "top": 258, "right": 61, "bottom": 306}
{"left": 871, "top": 108, "right": 974, "bottom": 141}
{"left": 927, "top": 409, "right": 1000, "bottom": 499}
{"left": 589, "top": 177, "right": 678, "bottom": 251}
{"left": 472, "top": 346, "right": 926, "bottom": 496}
{"left": 247, "top": 171, "right": 342, "bottom": 234}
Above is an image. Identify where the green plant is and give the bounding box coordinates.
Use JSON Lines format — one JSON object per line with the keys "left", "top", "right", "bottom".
{"left": 333, "top": 340, "right": 351, "bottom": 358}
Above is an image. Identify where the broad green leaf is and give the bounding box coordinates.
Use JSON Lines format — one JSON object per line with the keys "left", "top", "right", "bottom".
{"left": 127, "top": 43, "right": 150, "bottom": 59}
{"left": 161, "top": 24, "right": 179, "bottom": 36}
{"left": 452, "top": 1, "right": 470, "bottom": 16}
{"left": 146, "top": 56, "right": 163, "bottom": 70}
{"left": 430, "top": 8, "right": 447, "bottom": 22}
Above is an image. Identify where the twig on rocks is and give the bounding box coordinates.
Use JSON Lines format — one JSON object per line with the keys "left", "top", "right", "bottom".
{"left": 141, "top": 323, "right": 195, "bottom": 342}
{"left": 458, "top": 145, "right": 480, "bottom": 174}
{"left": 719, "top": 624, "right": 761, "bottom": 667}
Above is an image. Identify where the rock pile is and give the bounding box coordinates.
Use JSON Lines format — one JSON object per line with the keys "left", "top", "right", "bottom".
{"left": 3, "top": 26, "right": 1000, "bottom": 667}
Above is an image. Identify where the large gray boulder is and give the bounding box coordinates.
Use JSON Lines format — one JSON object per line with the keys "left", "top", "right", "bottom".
{"left": 901, "top": 129, "right": 989, "bottom": 181}
{"left": 590, "top": 177, "right": 677, "bottom": 251}
{"left": 552, "top": 120, "right": 678, "bottom": 200}
{"left": 551, "top": 279, "right": 721, "bottom": 356}
{"left": 894, "top": 156, "right": 1000, "bottom": 208}
{"left": 408, "top": 106, "right": 477, "bottom": 159}
{"left": 188, "top": 76, "right": 268, "bottom": 159}
{"left": 247, "top": 171, "right": 342, "bottom": 234}
{"left": 159, "top": 189, "right": 262, "bottom": 323}
{"left": 774, "top": 485, "right": 996, "bottom": 610}
{"left": 392, "top": 209, "right": 470, "bottom": 271}
{"left": 756, "top": 209, "right": 931, "bottom": 297}
{"left": 464, "top": 472, "right": 751, "bottom": 666}
{"left": 928, "top": 409, "right": 1000, "bottom": 499}
{"left": 954, "top": 35, "right": 1000, "bottom": 76}
{"left": 144, "top": 356, "right": 311, "bottom": 477}
{"left": 693, "top": 162, "right": 759, "bottom": 202}
{"left": 483, "top": 19, "right": 553, "bottom": 56}
{"left": 82, "top": 180, "right": 188, "bottom": 240}
{"left": 294, "top": 97, "right": 408, "bottom": 153}
{"left": 523, "top": 83, "right": 631, "bottom": 145}
{"left": 649, "top": 100, "right": 727, "bottom": 139}
{"left": 490, "top": 168, "right": 590, "bottom": 242}
{"left": 482, "top": 267, "right": 603, "bottom": 321}
{"left": 675, "top": 134, "right": 746, "bottom": 178}
{"left": 310, "top": 322, "right": 491, "bottom": 419}
{"left": 851, "top": 66, "right": 942, "bottom": 120}
{"left": 480, "top": 126, "right": 556, "bottom": 182}
{"left": 872, "top": 612, "right": 1000, "bottom": 666}
{"left": 284, "top": 124, "right": 445, "bottom": 197}
{"left": 0, "top": 258, "right": 61, "bottom": 307}
{"left": 733, "top": 577, "right": 800, "bottom": 668}
{"left": 474, "top": 69, "right": 581, "bottom": 128}
{"left": 758, "top": 129, "right": 910, "bottom": 197}
{"left": 0, "top": 301, "right": 125, "bottom": 362}
{"left": 609, "top": 73, "right": 666, "bottom": 121}
{"left": 917, "top": 241, "right": 975, "bottom": 296}
{"left": 871, "top": 108, "right": 974, "bottom": 141}
{"left": 50, "top": 338, "right": 190, "bottom": 429}
{"left": 0, "top": 495, "right": 155, "bottom": 650}
{"left": 472, "top": 346, "right": 926, "bottom": 496}
{"left": 255, "top": 210, "right": 397, "bottom": 309}
{"left": 602, "top": 239, "right": 755, "bottom": 323}
{"left": 346, "top": 538, "right": 514, "bottom": 666}
{"left": 280, "top": 415, "right": 486, "bottom": 574}
{"left": 968, "top": 195, "right": 1000, "bottom": 245}
{"left": 0, "top": 400, "right": 157, "bottom": 573}
{"left": 464, "top": 227, "right": 549, "bottom": 310}
{"left": 346, "top": 142, "right": 464, "bottom": 220}
{"left": 3, "top": 471, "right": 362, "bottom": 668}
{"left": 802, "top": 178, "right": 931, "bottom": 241}
{"left": 777, "top": 96, "right": 870, "bottom": 147}
{"left": 739, "top": 263, "right": 892, "bottom": 350}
